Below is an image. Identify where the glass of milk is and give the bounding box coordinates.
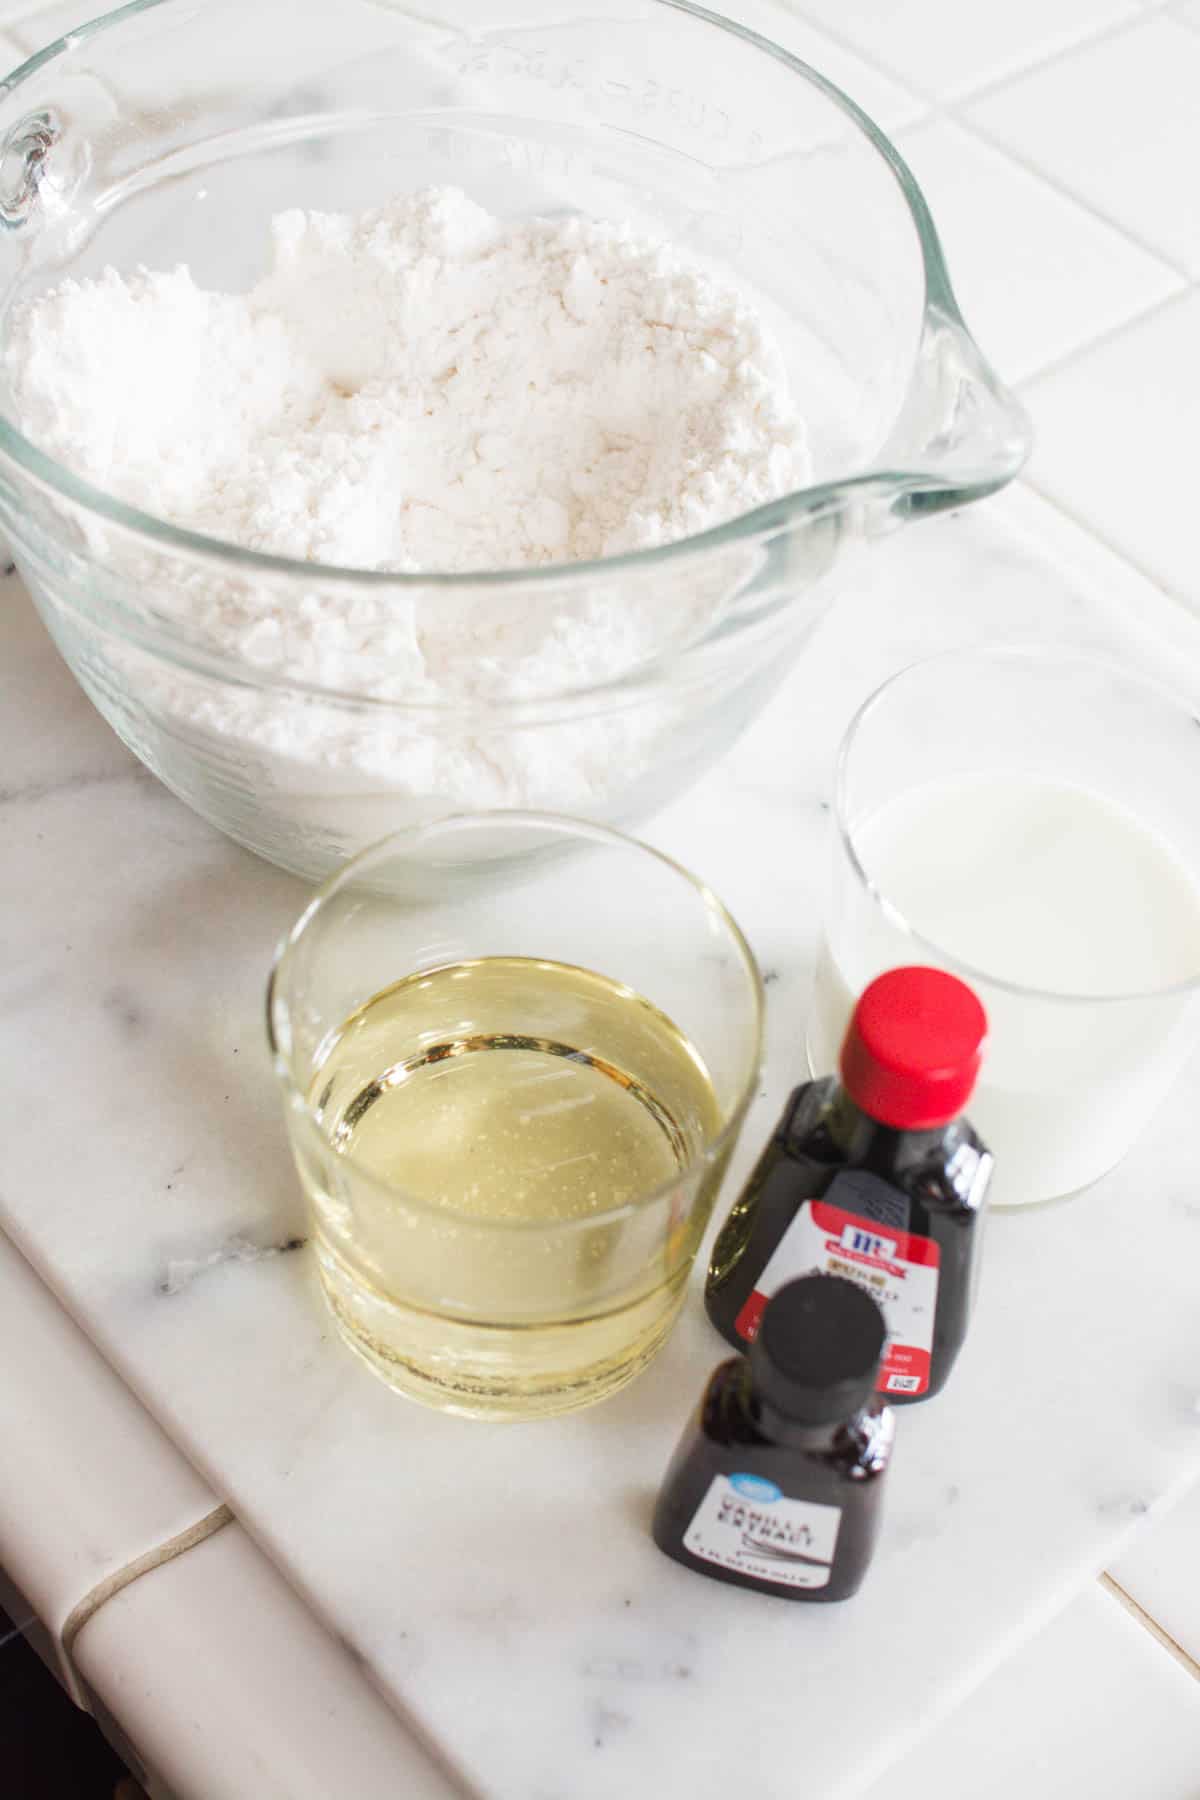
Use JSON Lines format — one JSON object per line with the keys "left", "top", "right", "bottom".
{"left": 807, "top": 647, "right": 1200, "bottom": 1206}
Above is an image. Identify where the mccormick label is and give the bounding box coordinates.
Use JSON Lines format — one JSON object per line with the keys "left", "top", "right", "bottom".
{"left": 734, "top": 1172, "right": 940, "bottom": 1396}
{"left": 682, "top": 1472, "right": 842, "bottom": 1590}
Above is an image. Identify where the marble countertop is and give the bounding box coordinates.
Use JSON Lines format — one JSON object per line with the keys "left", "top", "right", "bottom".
{"left": 5, "top": 481, "right": 1200, "bottom": 1797}
{"left": 0, "top": 1231, "right": 462, "bottom": 1799}
{"left": 4, "top": 0, "right": 1200, "bottom": 1792}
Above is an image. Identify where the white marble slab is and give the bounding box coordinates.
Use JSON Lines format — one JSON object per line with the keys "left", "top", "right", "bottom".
{"left": 74, "top": 1523, "right": 466, "bottom": 1800}
{"left": 4, "top": 486, "right": 1200, "bottom": 1798}
{"left": 0, "top": 1209, "right": 462, "bottom": 1793}
{"left": 0, "top": 1231, "right": 222, "bottom": 1705}
{"left": 862, "top": 1582, "right": 1200, "bottom": 1800}
{"left": 1111, "top": 1484, "right": 1200, "bottom": 1670}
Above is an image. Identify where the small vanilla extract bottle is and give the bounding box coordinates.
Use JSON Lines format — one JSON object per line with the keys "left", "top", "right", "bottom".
{"left": 705, "top": 966, "right": 992, "bottom": 1404}
{"left": 652, "top": 1275, "right": 893, "bottom": 1601}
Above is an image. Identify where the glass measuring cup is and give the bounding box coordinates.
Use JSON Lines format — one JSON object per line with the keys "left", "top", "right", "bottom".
{"left": 268, "top": 813, "right": 764, "bottom": 1417}
{"left": 807, "top": 648, "right": 1200, "bottom": 1206}
{"left": 0, "top": 0, "right": 1030, "bottom": 878}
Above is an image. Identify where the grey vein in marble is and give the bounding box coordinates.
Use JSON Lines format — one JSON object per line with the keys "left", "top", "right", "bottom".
{"left": 157, "top": 1235, "right": 308, "bottom": 1298}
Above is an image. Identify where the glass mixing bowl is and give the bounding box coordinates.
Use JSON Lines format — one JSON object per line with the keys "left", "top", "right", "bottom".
{"left": 0, "top": 0, "right": 1030, "bottom": 878}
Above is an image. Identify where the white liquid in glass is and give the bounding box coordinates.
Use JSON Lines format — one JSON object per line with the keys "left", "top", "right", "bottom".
{"left": 809, "top": 776, "right": 1200, "bottom": 1204}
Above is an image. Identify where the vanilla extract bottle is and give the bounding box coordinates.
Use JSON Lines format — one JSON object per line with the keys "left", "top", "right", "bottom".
{"left": 653, "top": 1275, "right": 894, "bottom": 1601}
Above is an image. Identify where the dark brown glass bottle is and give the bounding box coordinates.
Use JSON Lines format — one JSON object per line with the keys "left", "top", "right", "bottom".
{"left": 706, "top": 967, "right": 992, "bottom": 1404}
{"left": 653, "top": 1275, "right": 893, "bottom": 1601}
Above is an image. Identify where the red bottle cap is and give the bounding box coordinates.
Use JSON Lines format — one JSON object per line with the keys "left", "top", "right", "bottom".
{"left": 839, "top": 966, "right": 987, "bottom": 1131}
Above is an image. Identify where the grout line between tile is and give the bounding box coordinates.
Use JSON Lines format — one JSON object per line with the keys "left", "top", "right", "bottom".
{"left": 1099, "top": 1572, "right": 1200, "bottom": 1685}
{"left": 1003, "top": 282, "right": 1190, "bottom": 387}
{"left": 781, "top": 2, "right": 941, "bottom": 104}
{"left": 1023, "top": 472, "right": 1200, "bottom": 624}
{"left": 1007, "top": 475, "right": 1194, "bottom": 630}
{"left": 990, "top": 483, "right": 1200, "bottom": 702}
{"left": 1016, "top": 283, "right": 1194, "bottom": 388}
{"left": 784, "top": 0, "right": 1147, "bottom": 109}
{"left": 944, "top": 8, "right": 1149, "bottom": 106}
{"left": 945, "top": 109, "right": 1196, "bottom": 279}
{"left": 784, "top": 5, "right": 1194, "bottom": 284}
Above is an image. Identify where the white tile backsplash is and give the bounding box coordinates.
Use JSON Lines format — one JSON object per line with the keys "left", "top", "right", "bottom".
{"left": 862, "top": 1583, "right": 1200, "bottom": 1800}
{"left": 748, "top": 0, "right": 928, "bottom": 128}
{"left": 895, "top": 118, "right": 1182, "bottom": 382}
{"left": 1111, "top": 1486, "right": 1200, "bottom": 1669}
{"left": 785, "top": 0, "right": 1137, "bottom": 98}
{"left": 1022, "top": 291, "right": 1200, "bottom": 609}
{"left": 968, "top": 15, "right": 1200, "bottom": 274}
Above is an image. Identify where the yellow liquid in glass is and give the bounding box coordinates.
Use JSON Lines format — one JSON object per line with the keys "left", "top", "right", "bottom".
{"left": 303, "top": 958, "right": 723, "bottom": 1417}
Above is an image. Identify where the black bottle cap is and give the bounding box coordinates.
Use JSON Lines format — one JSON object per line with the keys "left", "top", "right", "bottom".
{"left": 749, "top": 1274, "right": 886, "bottom": 1428}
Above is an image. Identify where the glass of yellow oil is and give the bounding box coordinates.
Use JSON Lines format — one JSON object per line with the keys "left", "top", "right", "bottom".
{"left": 268, "top": 813, "right": 764, "bottom": 1419}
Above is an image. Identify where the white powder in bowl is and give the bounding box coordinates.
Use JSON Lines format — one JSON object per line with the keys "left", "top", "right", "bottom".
{"left": 2, "top": 187, "right": 809, "bottom": 847}
{"left": 6, "top": 186, "right": 803, "bottom": 574}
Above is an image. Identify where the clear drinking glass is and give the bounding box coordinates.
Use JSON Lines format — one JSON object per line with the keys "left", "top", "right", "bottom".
{"left": 268, "top": 813, "right": 763, "bottom": 1417}
{"left": 807, "top": 648, "right": 1200, "bottom": 1207}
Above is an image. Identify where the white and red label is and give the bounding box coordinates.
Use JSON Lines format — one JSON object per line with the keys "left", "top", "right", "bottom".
{"left": 683, "top": 1473, "right": 842, "bottom": 1590}
{"left": 735, "top": 1179, "right": 940, "bottom": 1396}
